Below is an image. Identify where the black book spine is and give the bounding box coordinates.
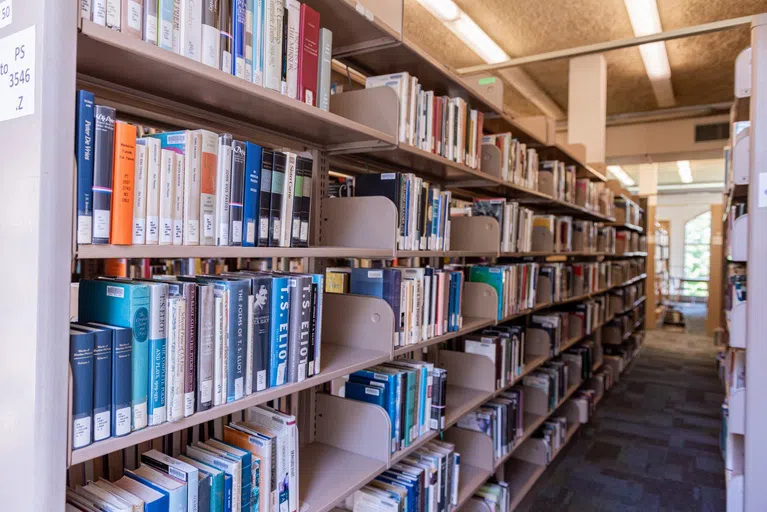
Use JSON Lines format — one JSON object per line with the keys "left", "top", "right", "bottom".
{"left": 286, "top": 276, "right": 311, "bottom": 383}
{"left": 229, "top": 140, "right": 247, "bottom": 246}
{"left": 290, "top": 158, "right": 304, "bottom": 248}
{"left": 419, "top": 182, "right": 428, "bottom": 249}
{"left": 298, "top": 156, "right": 313, "bottom": 248}
{"left": 252, "top": 276, "right": 271, "bottom": 392}
{"left": 258, "top": 149, "right": 273, "bottom": 247}
{"left": 269, "top": 152, "right": 286, "bottom": 247}
{"left": 92, "top": 105, "right": 116, "bottom": 244}
{"left": 280, "top": 7, "right": 289, "bottom": 93}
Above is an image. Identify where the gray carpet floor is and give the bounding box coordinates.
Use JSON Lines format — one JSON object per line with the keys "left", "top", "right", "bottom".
{"left": 515, "top": 303, "right": 726, "bottom": 512}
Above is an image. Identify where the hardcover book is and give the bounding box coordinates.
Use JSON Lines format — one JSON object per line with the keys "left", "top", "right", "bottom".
{"left": 69, "top": 328, "right": 95, "bottom": 449}
{"left": 233, "top": 0, "right": 247, "bottom": 78}
{"left": 229, "top": 140, "right": 247, "bottom": 246}
{"left": 88, "top": 322, "right": 133, "bottom": 437}
{"left": 75, "top": 90, "right": 95, "bottom": 245}
{"left": 269, "top": 276, "right": 290, "bottom": 387}
{"left": 263, "top": 0, "right": 284, "bottom": 91}
{"left": 216, "top": 134, "right": 233, "bottom": 246}
{"left": 199, "top": 129, "right": 219, "bottom": 246}
{"left": 243, "top": 142, "right": 262, "bottom": 247}
{"left": 316, "top": 28, "right": 332, "bottom": 111}
{"left": 285, "top": 0, "right": 301, "bottom": 99}
{"left": 287, "top": 275, "right": 312, "bottom": 383}
{"left": 269, "top": 151, "right": 286, "bottom": 247}
{"left": 110, "top": 121, "right": 137, "bottom": 245}
{"left": 92, "top": 105, "right": 116, "bottom": 244}
{"left": 258, "top": 149, "right": 274, "bottom": 247}
{"left": 201, "top": 0, "right": 220, "bottom": 68}
{"left": 297, "top": 4, "right": 319, "bottom": 105}
{"left": 219, "top": 0, "right": 233, "bottom": 74}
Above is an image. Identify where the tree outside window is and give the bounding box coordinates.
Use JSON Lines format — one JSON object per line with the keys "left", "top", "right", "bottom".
{"left": 683, "top": 211, "right": 711, "bottom": 297}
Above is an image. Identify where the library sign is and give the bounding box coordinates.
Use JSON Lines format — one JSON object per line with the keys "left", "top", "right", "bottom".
{"left": 0, "top": 24, "right": 34, "bottom": 123}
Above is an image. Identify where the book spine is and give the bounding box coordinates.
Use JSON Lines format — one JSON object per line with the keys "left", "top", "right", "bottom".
{"left": 122, "top": 0, "right": 143, "bottom": 37}
{"left": 290, "top": 157, "right": 303, "bottom": 248}
{"left": 245, "top": 292, "right": 254, "bottom": 395}
{"left": 229, "top": 140, "right": 247, "bottom": 246}
{"left": 182, "top": 0, "right": 202, "bottom": 60}
{"left": 133, "top": 139, "right": 148, "bottom": 244}
{"left": 75, "top": 90, "right": 95, "bottom": 245}
{"left": 252, "top": 277, "right": 271, "bottom": 391}
{"left": 213, "top": 288, "right": 224, "bottom": 406}
{"left": 197, "top": 284, "right": 215, "bottom": 411}
{"left": 316, "top": 28, "right": 332, "bottom": 111}
{"left": 159, "top": 148, "right": 175, "bottom": 245}
{"left": 183, "top": 131, "right": 201, "bottom": 245}
{"left": 219, "top": 0, "right": 233, "bottom": 74}
{"left": 110, "top": 122, "right": 136, "bottom": 245}
{"left": 297, "top": 4, "right": 319, "bottom": 106}
{"left": 291, "top": 277, "right": 312, "bottom": 382}
{"left": 171, "top": 0, "right": 181, "bottom": 53}
{"left": 142, "top": 0, "right": 158, "bottom": 44}
{"left": 280, "top": 5, "right": 288, "bottom": 94}
{"left": 70, "top": 332, "right": 94, "bottom": 449}
{"left": 157, "top": 0, "right": 174, "bottom": 50}
{"left": 110, "top": 328, "right": 133, "bottom": 437}
{"left": 183, "top": 283, "right": 197, "bottom": 416}
{"left": 263, "top": 0, "right": 283, "bottom": 91}
{"left": 106, "top": 0, "right": 121, "bottom": 30}
{"left": 227, "top": 282, "right": 247, "bottom": 402}
{"left": 144, "top": 137, "right": 161, "bottom": 245}
{"left": 298, "top": 157, "right": 312, "bottom": 247}
{"left": 257, "top": 149, "right": 273, "bottom": 247}
{"left": 92, "top": 330, "right": 113, "bottom": 441}
{"left": 172, "top": 146, "right": 185, "bottom": 245}
{"left": 92, "top": 0, "right": 106, "bottom": 24}
{"left": 216, "top": 134, "right": 233, "bottom": 246}
{"left": 244, "top": 0, "right": 254, "bottom": 81}
{"left": 92, "top": 105, "right": 116, "bottom": 244}
{"left": 80, "top": 0, "right": 92, "bottom": 20}
{"left": 269, "top": 277, "right": 290, "bottom": 387}
{"left": 268, "top": 152, "right": 285, "bottom": 247}
{"left": 280, "top": 153, "right": 296, "bottom": 247}
{"left": 310, "top": 275, "right": 322, "bottom": 373}
{"left": 201, "top": 0, "right": 220, "bottom": 68}
{"left": 242, "top": 143, "right": 262, "bottom": 247}
{"left": 233, "top": 0, "right": 247, "bottom": 78}
{"left": 199, "top": 130, "right": 218, "bottom": 246}
{"left": 166, "top": 296, "right": 183, "bottom": 422}
{"left": 285, "top": 0, "right": 300, "bottom": 99}
{"left": 306, "top": 279, "right": 317, "bottom": 377}
{"left": 147, "top": 285, "right": 168, "bottom": 426}
{"left": 253, "top": 0, "right": 265, "bottom": 85}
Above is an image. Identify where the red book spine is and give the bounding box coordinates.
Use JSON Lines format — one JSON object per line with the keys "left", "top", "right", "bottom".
{"left": 297, "top": 4, "right": 320, "bottom": 106}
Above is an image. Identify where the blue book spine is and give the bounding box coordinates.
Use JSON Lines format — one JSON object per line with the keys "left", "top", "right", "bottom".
{"left": 146, "top": 283, "right": 168, "bottom": 426}
{"left": 430, "top": 190, "right": 439, "bottom": 245}
{"left": 91, "top": 328, "right": 113, "bottom": 442}
{"left": 383, "top": 269, "right": 401, "bottom": 346}
{"left": 350, "top": 370, "right": 397, "bottom": 452}
{"left": 350, "top": 268, "right": 384, "bottom": 298}
{"left": 101, "top": 325, "right": 133, "bottom": 438}
{"left": 224, "top": 474, "right": 233, "bottom": 512}
{"left": 448, "top": 273, "right": 456, "bottom": 332}
{"left": 242, "top": 142, "right": 262, "bottom": 247}
{"left": 124, "top": 471, "right": 171, "bottom": 511}
{"left": 269, "top": 276, "right": 290, "bottom": 387}
{"left": 233, "top": 0, "right": 247, "bottom": 78}
{"left": 392, "top": 372, "right": 402, "bottom": 450}
{"left": 78, "top": 280, "right": 150, "bottom": 432}
{"left": 157, "top": 0, "right": 175, "bottom": 51}
{"left": 345, "top": 381, "right": 386, "bottom": 408}
{"left": 75, "top": 90, "right": 95, "bottom": 245}
{"left": 227, "top": 280, "right": 249, "bottom": 402}
{"left": 253, "top": 0, "right": 265, "bottom": 84}
{"left": 70, "top": 329, "right": 94, "bottom": 449}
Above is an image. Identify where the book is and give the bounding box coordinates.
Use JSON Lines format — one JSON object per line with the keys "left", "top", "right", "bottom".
{"left": 92, "top": 105, "right": 116, "bottom": 244}
{"left": 188, "top": 442, "right": 242, "bottom": 512}
{"left": 165, "top": 293, "right": 186, "bottom": 422}
{"left": 141, "top": 450, "right": 199, "bottom": 512}
{"left": 206, "top": 438, "right": 255, "bottom": 512}
{"left": 219, "top": 0, "right": 233, "bottom": 74}
{"left": 183, "top": 130, "right": 202, "bottom": 245}
{"left": 93, "top": 478, "right": 144, "bottom": 511}
{"left": 159, "top": 147, "right": 175, "bottom": 245}
{"left": 144, "top": 136, "right": 162, "bottom": 245}
{"left": 178, "top": 455, "right": 226, "bottom": 512}
{"left": 140, "top": 280, "right": 169, "bottom": 426}
{"left": 233, "top": 0, "right": 247, "bottom": 78}
{"left": 280, "top": 5, "right": 289, "bottom": 94}
{"left": 88, "top": 322, "right": 133, "bottom": 438}
{"left": 110, "top": 121, "right": 137, "bottom": 245}
{"left": 253, "top": 0, "right": 265, "bottom": 85}
{"left": 230, "top": 140, "right": 247, "bottom": 246}
{"left": 287, "top": 276, "right": 312, "bottom": 383}
{"left": 246, "top": 406, "right": 297, "bottom": 512}
{"left": 258, "top": 149, "right": 274, "bottom": 247}
{"left": 289, "top": 156, "right": 303, "bottom": 248}
{"left": 244, "top": 0, "right": 254, "bottom": 81}
{"left": 251, "top": 275, "right": 271, "bottom": 392}
{"left": 142, "top": 0, "right": 158, "bottom": 45}
{"left": 284, "top": 0, "right": 300, "bottom": 99}
{"left": 280, "top": 152, "right": 297, "bottom": 247}
{"left": 197, "top": 282, "right": 215, "bottom": 411}
{"left": 199, "top": 129, "right": 219, "bottom": 246}
{"left": 216, "top": 134, "right": 233, "bottom": 246}
{"left": 105, "top": 0, "right": 121, "bottom": 30}
{"left": 133, "top": 137, "right": 148, "bottom": 244}
{"left": 179, "top": 0, "right": 202, "bottom": 60}
{"left": 75, "top": 90, "right": 95, "bottom": 245}
{"left": 316, "top": 28, "right": 332, "bottom": 111}
{"left": 127, "top": 465, "right": 188, "bottom": 512}
{"left": 263, "top": 0, "right": 284, "bottom": 91}
{"left": 297, "top": 4, "right": 319, "bottom": 106}
{"left": 269, "top": 151, "right": 286, "bottom": 247}
{"left": 72, "top": 324, "right": 112, "bottom": 442}
{"left": 157, "top": 0, "right": 174, "bottom": 51}
{"left": 69, "top": 328, "right": 95, "bottom": 449}
{"left": 201, "top": 0, "right": 220, "bottom": 68}
{"left": 269, "top": 275, "right": 290, "bottom": 388}
{"left": 114, "top": 476, "right": 169, "bottom": 512}
{"left": 243, "top": 142, "right": 262, "bottom": 247}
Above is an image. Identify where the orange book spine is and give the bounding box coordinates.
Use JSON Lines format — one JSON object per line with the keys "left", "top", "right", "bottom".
{"left": 110, "top": 121, "right": 137, "bottom": 245}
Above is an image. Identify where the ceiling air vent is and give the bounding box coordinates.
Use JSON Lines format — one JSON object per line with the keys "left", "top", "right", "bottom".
{"left": 695, "top": 122, "right": 730, "bottom": 142}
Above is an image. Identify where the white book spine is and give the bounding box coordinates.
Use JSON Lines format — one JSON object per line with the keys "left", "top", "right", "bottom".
{"left": 253, "top": 0, "right": 265, "bottom": 85}
{"left": 171, "top": 0, "right": 181, "bottom": 53}
{"left": 166, "top": 296, "right": 186, "bottom": 423}
{"left": 92, "top": 0, "right": 107, "bottom": 24}
{"left": 245, "top": 293, "right": 254, "bottom": 395}
{"left": 145, "top": 137, "right": 161, "bottom": 244}
{"left": 106, "top": 0, "right": 121, "bottom": 29}
{"left": 201, "top": 1, "right": 219, "bottom": 68}
{"left": 263, "top": 0, "right": 284, "bottom": 91}
{"left": 80, "top": 0, "right": 92, "bottom": 20}
{"left": 148, "top": 284, "right": 168, "bottom": 426}
{"left": 280, "top": 153, "right": 297, "bottom": 247}
{"left": 133, "top": 139, "right": 148, "bottom": 244}
{"left": 408, "top": 77, "right": 417, "bottom": 145}
{"left": 183, "top": 131, "right": 201, "bottom": 245}
{"left": 213, "top": 295, "right": 223, "bottom": 407}
{"left": 159, "top": 148, "right": 175, "bottom": 245}
{"left": 215, "top": 139, "right": 232, "bottom": 246}
{"left": 221, "top": 291, "right": 229, "bottom": 403}
{"left": 143, "top": 0, "right": 159, "bottom": 45}
{"left": 199, "top": 130, "right": 218, "bottom": 246}
{"left": 181, "top": 0, "right": 202, "bottom": 61}
{"left": 422, "top": 275, "right": 430, "bottom": 340}
{"left": 172, "top": 150, "right": 185, "bottom": 245}
{"left": 245, "top": 0, "right": 254, "bottom": 81}
{"left": 285, "top": 0, "right": 300, "bottom": 99}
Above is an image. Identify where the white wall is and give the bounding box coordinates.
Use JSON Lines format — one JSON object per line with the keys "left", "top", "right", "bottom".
{"left": 655, "top": 192, "right": 722, "bottom": 278}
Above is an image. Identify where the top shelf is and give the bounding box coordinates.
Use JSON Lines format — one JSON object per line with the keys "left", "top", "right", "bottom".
{"left": 77, "top": 20, "right": 396, "bottom": 151}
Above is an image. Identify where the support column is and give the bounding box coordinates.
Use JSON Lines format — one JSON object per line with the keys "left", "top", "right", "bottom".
{"left": 567, "top": 54, "right": 607, "bottom": 164}
{"left": 638, "top": 164, "right": 660, "bottom": 329}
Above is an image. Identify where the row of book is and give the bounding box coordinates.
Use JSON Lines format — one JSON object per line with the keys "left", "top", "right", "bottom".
{"left": 456, "top": 387, "right": 524, "bottom": 460}
{"left": 469, "top": 199, "right": 535, "bottom": 254}
{"left": 328, "top": 266, "right": 464, "bottom": 348}
{"left": 468, "top": 264, "right": 539, "bottom": 321}
{"left": 366, "top": 72, "right": 484, "bottom": 171}
{"left": 66, "top": 404, "right": 297, "bottom": 512}
{"left": 354, "top": 173, "right": 454, "bottom": 252}
{"left": 482, "top": 133, "right": 539, "bottom": 191}
{"left": 80, "top": 0, "right": 333, "bottom": 110}
{"left": 71, "top": 271, "right": 323, "bottom": 449}
{"left": 471, "top": 481, "right": 510, "bottom": 512}
{"left": 464, "top": 325, "right": 526, "bottom": 391}
{"left": 76, "top": 92, "right": 314, "bottom": 248}
{"left": 341, "top": 360, "right": 448, "bottom": 453}
{"left": 346, "top": 440, "right": 460, "bottom": 512}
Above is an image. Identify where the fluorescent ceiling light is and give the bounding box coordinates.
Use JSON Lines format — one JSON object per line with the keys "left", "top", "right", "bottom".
{"left": 623, "top": 0, "right": 675, "bottom": 107}
{"left": 417, "top": 0, "right": 510, "bottom": 65}
{"left": 607, "top": 165, "right": 636, "bottom": 187}
{"left": 677, "top": 160, "right": 693, "bottom": 183}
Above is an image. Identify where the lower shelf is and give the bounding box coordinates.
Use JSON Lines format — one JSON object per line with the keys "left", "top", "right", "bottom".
{"left": 455, "top": 464, "right": 493, "bottom": 510}
{"left": 507, "top": 459, "right": 547, "bottom": 511}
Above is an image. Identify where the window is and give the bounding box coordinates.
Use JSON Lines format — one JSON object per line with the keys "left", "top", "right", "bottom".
{"left": 683, "top": 211, "right": 711, "bottom": 297}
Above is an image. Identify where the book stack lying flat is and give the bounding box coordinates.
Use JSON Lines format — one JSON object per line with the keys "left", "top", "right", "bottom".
{"left": 342, "top": 359, "right": 447, "bottom": 453}
{"left": 365, "top": 72, "right": 484, "bottom": 170}
{"left": 347, "top": 440, "right": 460, "bottom": 512}
{"left": 72, "top": 271, "right": 322, "bottom": 449}
{"left": 468, "top": 264, "right": 539, "bottom": 321}
{"left": 76, "top": 91, "right": 314, "bottom": 248}
{"left": 65, "top": 404, "right": 297, "bottom": 512}
{"left": 463, "top": 325, "right": 525, "bottom": 390}
{"left": 471, "top": 199, "right": 534, "bottom": 253}
{"left": 78, "top": 1, "right": 333, "bottom": 110}
{"left": 483, "top": 132, "right": 539, "bottom": 190}
{"left": 456, "top": 387, "right": 523, "bottom": 460}
{"left": 354, "top": 172, "right": 453, "bottom": 252}
{"left": 348, "top": 266, "right": 464, "bottom": 348}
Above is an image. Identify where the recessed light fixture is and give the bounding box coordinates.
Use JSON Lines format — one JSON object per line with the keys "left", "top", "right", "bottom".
{"left": 623, "top": 0, "right": 675, "bottom": 107}
{"left": 607, "top": 165, "right": 636, "bottom": 187}
{"left": 677, "top": 160, "right": 693, "bottom": 183}
{"left": 417, "top": 0, "right": 510, "bottom": 65}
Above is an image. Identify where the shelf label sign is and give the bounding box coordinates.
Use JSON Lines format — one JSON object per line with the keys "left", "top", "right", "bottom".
{"left": 0, "top": 0, "right": 11, "bottom": 29}
{"left": 0, "top": 25, "right": 32, "bottom": 123}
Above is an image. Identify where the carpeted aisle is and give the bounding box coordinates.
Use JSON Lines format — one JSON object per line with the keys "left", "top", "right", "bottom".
{"left": 515, "top": 304, "right": 726, "bottom": 512}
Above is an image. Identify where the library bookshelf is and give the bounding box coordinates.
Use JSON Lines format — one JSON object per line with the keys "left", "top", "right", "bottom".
{"left": 4, "top": 2, "right": 651, "bottom": 511}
